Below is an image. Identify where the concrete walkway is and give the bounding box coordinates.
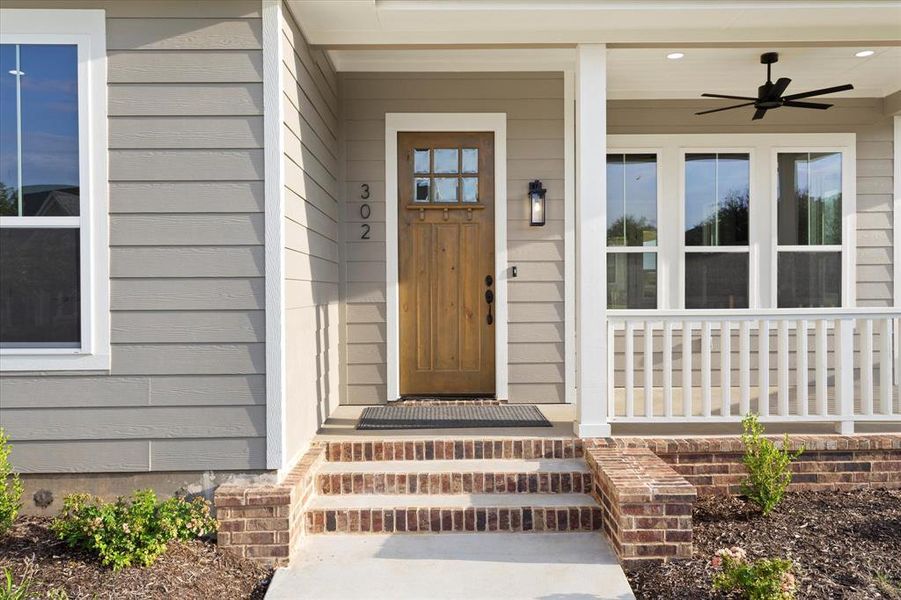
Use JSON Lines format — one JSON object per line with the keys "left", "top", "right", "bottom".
{"left": 265, "top": 533, "right": 634, "bottom": 600}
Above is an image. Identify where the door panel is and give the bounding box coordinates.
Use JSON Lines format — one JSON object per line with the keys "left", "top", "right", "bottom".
{"left": 398, "top": 131, "right": 495, "bottom": 396}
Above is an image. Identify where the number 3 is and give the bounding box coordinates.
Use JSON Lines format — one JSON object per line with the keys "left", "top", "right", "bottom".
{"left": 360, "top": 184, "right": 370, "bottom": 199}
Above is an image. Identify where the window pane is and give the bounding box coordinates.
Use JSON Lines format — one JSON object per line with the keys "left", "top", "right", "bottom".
{"left": 778, "top": 252, "right": 841, "bottom": 308}
{"left": 433, "top": 149, "right": 458, "bottom": 174}
{"left": 16, "top": 45, "right": 80, "bottom": 216}
{"left": 0, "top": 228, "right": 80, "bottom": 346}
{"left": 414, "top": 149, "right": 430, "bottom": 174}
{"left": 462, "top": 148, "right": 478, "bottom": 174}
{"left": 0, "top": 45, "right": 18, "bottom": 216}
{"left": 606, "top": 154, "right": 657, "bottom": 247}
{"left": 685, "top": 153, "right": 749, "bottom": 246}
{"left": 777, "top": 152, "right": 841, "bottom": 245}
{"left": 607, "top": 253, "right": 657, "bottom": 309}
{"left": 433, "top": 177, "right": 458, "bottom": 202}
{"left": 462, "top": 177, "right": 478, "bottom": 203}
{"left": 685, "top": 252, "right": 749, "bottom": 309}
{"left": 414, "top": 177, "right": 430, "bottom": 202}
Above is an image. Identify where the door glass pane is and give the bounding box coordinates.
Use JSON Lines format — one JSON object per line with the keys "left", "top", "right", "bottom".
{"left": 0, "top": 228, "right": 81, "bottom": 347}
{"left": 685, "top": 252, "right": 749, "bottom": 309}
{"left": 2, "top": 44, "right": 80, "bottom": 217}
{"left": 433, "top": 177, "right": 458, "bottom": 202}
{"left": 462, "top": 148, "right": 478, "bottom": 174}
{"left": 606, "top": 154, "right": 657, "bottom": 247}
{"left": 414, "top": 149, "right": 430, "bottom": 174}
{"left": 607, "top": 253, "right": 657, "bottom": 309}
{"left": 433, "top": 149, "right": 459, "bottom": 174}
{"left": 777, "top": 252, "right": 841, "bottom": 307}
{"left": 462, "top": 177, "right": 478, "bottom": 203}
{"left": 685, "top": 153, "right": 749, "bottom": 246}
{"left": 777, "top": 152, "right": 842, "bottom": 245}
{"left": 414, "top": 178, "right": 430, "bottom": 202}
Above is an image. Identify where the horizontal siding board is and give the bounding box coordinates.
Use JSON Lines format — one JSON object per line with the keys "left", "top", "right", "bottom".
{"left": 109, "top": 84, "right": 263, "bottom": 116}
{"left": 0, "top": 377, "right": 149, "bottom": 408}
{"left": 108, "top": 50, "right": 262, "bottom": 83}
{"left": 285, "top": 280, "right": 340, "bottom": 310}
{"left": 8, "top": 440, "right": 150, "bottom": 473}
{"left": 107, "top": 18, "right": 262, "bottom": 50}
{"left": 110, "top": 149, "right": 263, "bottom": 181}
{"left": 285, "top": 220, "right": 340, "bottom": 263}
{"left": 281, "top": 12, "right": 338, "bottom": 109}
{"left": 2, "top": 406, "right": 265, "bottom": 440}
{"left": 111, "top": 278, "right": 264, "bottom": 310}
{"left": 111, "top": 247, "right": 264, "bottom": 278}
{"left": 110, "top": 117, "right": 263, "bottom": 149}
{"left": 111, "top": 311, "right": 265, "bottom": 343}
{"left": 149, "top": 375, "right": 266, "bottom": 406}
{"left": 111, "top": 214, "right": 263, "bottom": 246}
{"left": 342, "top": 98, "right": 563, "bottom": 121}
{"left": 110, "top": 182, "right": 264, "bottom": 213}
{"left": 151, "top": 438, "right": 265, "bottom": 470}
{"left": 111, "top": 344, "right": 265, "bottom": 376}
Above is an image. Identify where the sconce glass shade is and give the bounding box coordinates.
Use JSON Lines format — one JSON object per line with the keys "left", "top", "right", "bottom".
{"left": 529, "top": 179, "right": 546, "bottom": 226}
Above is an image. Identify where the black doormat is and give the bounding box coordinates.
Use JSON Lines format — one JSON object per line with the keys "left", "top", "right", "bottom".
{"left": 356, "top": 405, "right": 552, "bottom": 430}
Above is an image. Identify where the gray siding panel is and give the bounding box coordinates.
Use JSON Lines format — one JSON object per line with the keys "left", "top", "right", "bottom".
{"left": 0, "top": 0, "right": 267, "bottom": 474}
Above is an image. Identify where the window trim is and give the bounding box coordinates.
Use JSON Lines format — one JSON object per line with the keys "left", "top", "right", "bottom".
{"left": 0, "top": 9, "right": 109, "bottom": 371}
{"left": 608, "top": 133, "right": 856, "bottom": 312}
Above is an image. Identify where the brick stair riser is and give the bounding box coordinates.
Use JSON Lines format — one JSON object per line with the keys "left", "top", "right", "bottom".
{"left": 326, "top": 439, "right": 583, "bottom": 462}
{"left": 305, "top": 506, "right": 603, "bottom": 534}
{"left": 317, "top": 471, "right": 592, "bottom": 495}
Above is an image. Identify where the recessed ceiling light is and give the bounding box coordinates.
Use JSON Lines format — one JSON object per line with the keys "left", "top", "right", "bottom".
{"left": 855, "top": 50, "right": 875, "bottom": 58}
{"left": 667, "top": 52, "right": 685, "bottom": 60}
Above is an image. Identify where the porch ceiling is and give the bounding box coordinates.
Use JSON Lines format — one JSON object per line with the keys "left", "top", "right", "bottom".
{"left": 286, "top": 0, "right": 901, "bottom": 46}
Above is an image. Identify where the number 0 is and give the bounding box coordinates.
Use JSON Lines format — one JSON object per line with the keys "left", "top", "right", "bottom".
{"left": 360, "top": 203, "right": 371, "bottom": 220}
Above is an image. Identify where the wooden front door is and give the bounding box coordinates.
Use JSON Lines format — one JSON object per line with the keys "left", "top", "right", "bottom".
{"left": 398, "top": 132, "right": 496, "bottom": 396}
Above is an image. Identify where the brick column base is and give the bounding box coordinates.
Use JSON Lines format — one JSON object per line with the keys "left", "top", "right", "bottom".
{"left": 586, "top": 446, "right": 696, "bottom": 567}
{"left": 214, "top": 445, "right": 324, "bottom": 566}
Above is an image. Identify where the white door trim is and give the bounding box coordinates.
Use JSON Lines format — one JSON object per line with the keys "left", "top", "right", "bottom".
{"left": 385, "top": 113, "right": 508, "bottom": 401}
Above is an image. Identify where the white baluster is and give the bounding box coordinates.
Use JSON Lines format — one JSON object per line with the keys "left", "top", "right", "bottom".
{"left": 644, "top": 321, "right": 654, "bottom": 418}
{"left": 721, "top": 321, "right": 731, "bottom": 417}
{"left": 683, "top": 321, "right": 692, "bottom": 417}
{"left": 816, "top": 319, "right": 828, "bottom": 416}
{"left": 758, "top": 319, "right": 770, "bottom": 417}
{"left": 625, "top": 322, "right": 634, "bottom": 418}
{"left": 740, "top": 320, "right": 751, "bottom": 416}
{"left": 778, "top": 320, "right": 789, "bottom": 416}
{"left": 607, "top": 321, "right": 615, "bottom": 419}
{"left": 835, "top": 318, "right": 855, "bottom": 434}
{"left": 878, "top": 318, "right": 892, "bottom": 415}
{"left": 861, "top": 318, "right": 873, "bottom": 416}
{"left": 663, "top": 321, "right": 673, "bottom": 418}
{"left": 701, "top": 321, "right": 712, "bottom": 417}
{"left": 796, "top": 319, "right": 808, "bottom": 417}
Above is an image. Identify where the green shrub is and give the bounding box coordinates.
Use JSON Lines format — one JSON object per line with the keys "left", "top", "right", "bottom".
{"left": 0, "top": 569, "right": 29, "bottom": 600}
{"left": 0, "top": 428, "right": 23, "bottom": 535}
{"left": 740, "top": 413, "right": 803, "bottom": 515}
{"left": 51, "top": 489, "right": 217, "bottom": 571}
{"left": 712, "top": 546, "right": 797, "bottom": 600}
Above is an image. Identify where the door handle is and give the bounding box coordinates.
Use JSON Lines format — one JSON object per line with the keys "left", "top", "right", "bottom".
{"left": 485, "top": 289, "right": 494, "bottom": 325}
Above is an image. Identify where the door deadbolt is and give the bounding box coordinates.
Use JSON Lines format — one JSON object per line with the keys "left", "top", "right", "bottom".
{"left": 485, "top": 275, "right": 493, "bottom": 287}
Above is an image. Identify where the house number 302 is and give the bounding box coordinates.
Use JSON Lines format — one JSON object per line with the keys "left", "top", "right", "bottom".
{"left": 360, "top": 184, "right": 371, "bottom": 240}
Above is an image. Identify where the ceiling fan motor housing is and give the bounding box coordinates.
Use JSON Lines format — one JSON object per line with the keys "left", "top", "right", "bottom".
{"left": 761, "top": 52, "right": 779, "bottom": 65}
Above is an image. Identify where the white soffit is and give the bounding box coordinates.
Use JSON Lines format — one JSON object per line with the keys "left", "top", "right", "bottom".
{"left": 286, "top": 1, "right": 901, "bottom": 45}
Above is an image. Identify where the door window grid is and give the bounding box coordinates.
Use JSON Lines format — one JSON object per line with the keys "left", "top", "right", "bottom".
{"left": 413, "top": 147, "right": 479, "bottom": 204}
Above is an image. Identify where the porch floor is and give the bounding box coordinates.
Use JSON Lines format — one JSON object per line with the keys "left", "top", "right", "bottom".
{"left": 265, "top": 532, "right": 634, "bottom": 600}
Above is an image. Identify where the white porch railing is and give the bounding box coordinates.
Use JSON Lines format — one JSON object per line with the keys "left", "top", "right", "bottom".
{"left": 606, "top": 309, "right": 901, "bottom": 432}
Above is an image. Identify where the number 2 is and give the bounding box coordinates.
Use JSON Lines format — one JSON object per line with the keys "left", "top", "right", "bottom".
{"left": 360, "top": 224, "right": 370, "bottom": 240}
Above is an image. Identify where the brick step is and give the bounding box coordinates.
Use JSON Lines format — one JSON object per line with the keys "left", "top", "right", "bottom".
{"left": 325, "top": 438, "right": 583, "bottom": 462}
{"left": 317, "top": 459, "right": 591, "bottom": 495}
{"left": 304, "top": 493, "right": 602, "bottom": 534}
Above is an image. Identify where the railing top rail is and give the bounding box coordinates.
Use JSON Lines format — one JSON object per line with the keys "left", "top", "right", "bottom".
{"left": 607, "top": 307, "right": 901, "bottom": 322}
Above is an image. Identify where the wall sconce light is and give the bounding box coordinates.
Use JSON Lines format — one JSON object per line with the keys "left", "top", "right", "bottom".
{"left": 528, "top": 179, "right": 546, "bottom": 226}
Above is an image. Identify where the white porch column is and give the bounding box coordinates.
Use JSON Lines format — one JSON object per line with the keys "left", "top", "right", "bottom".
{"left": 574, "top": 44, "right": 611, "bottom": 438}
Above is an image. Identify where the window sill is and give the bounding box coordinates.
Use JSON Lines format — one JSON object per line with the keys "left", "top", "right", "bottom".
{"left": 0, "top": 352, "right": 110, "bottom": 372}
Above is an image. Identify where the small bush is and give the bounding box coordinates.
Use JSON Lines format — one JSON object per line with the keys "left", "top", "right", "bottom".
{"left": 712, "top": 546, "right": 797, "bottom": 600}
{"left": 51, "top": 489, "right": 217, "bottom": 571}
{"left": 740, "top": 413, "right": 803, "bottom": 515}
{"left": 0, "top": 428, "right": 23, "bottom": 535}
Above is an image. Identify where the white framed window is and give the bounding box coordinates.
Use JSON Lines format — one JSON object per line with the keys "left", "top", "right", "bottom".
{"left": 0, "top": 9, "right": 109, "bottom": 371}
{"left": 605, "top": 152, "right": 660, "bottom": 309}
{"left": 607, "top": 133, "right": 856, "bottom": 311}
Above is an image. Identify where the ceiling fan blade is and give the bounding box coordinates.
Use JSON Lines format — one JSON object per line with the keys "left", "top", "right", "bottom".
{"left": 701, "top": 93, "right": 759, "bottom": 101}
{"left": 695, "top": 102, "right": 756, "bottom": 115}
{"left": 782, "top": 83, "right": 853, "bottom": 101}
{"left": 752, "top": 108, "right": 768, "bottom": 121}
{"left": 783, "top": 100, "right": 832, "bottom": 110}
{"left": 771, "top": 77, "right": 791, "bottom": 98}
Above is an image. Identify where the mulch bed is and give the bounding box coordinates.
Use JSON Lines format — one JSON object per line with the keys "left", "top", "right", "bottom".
{"left": 627, "top": 488, "right": 901, "bottom": 599}
{"left": 0, "top": 517, "right": 272, "bottom": 600}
